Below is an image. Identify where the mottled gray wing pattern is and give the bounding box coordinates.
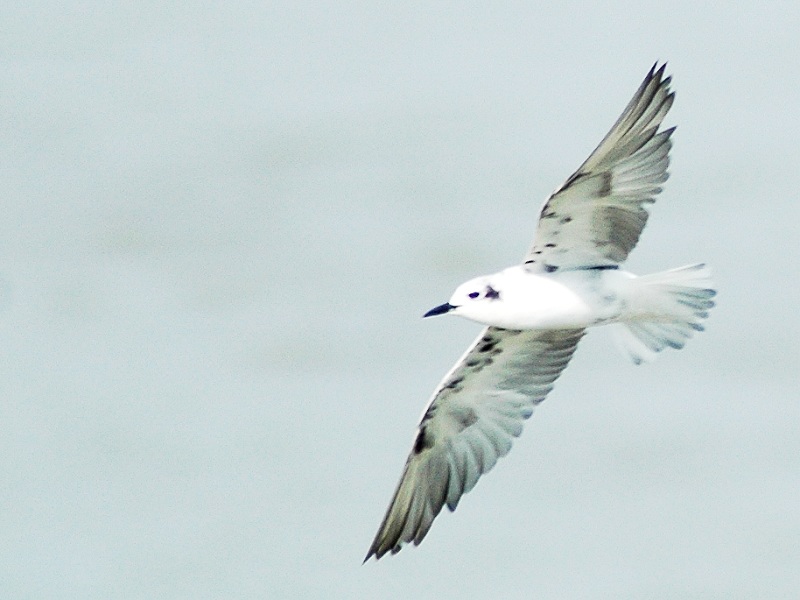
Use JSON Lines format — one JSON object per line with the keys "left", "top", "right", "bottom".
{"left": 525, "top": 63, "right": 675, "bottom": 272}
{"left": 365, "top": 327, "right": 584, "bottom": 560}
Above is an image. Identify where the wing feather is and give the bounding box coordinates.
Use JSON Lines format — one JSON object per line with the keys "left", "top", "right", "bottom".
{"left": 365, "top": 327, "right": 584, "bottom": 560}
{"left": 524, "top": 63, "right": 675, "bottom": 271}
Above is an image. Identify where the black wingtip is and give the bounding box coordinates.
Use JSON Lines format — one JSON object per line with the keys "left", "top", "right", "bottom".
{"left": 363, "top": 544, "right": 380, "bottom": 564}
{"left": 648, "top": 61, "right": 669, "bottom": 83}
{"left": 363, "top": 540, "right": 381, "bottom": 563}
{"left": 363, "top": 538, "right": 392, "bottom": 563}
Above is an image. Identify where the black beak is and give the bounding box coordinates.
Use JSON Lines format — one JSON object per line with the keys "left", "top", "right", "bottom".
{"left": 423, "top": 302, "right": 456, "bottom": 318}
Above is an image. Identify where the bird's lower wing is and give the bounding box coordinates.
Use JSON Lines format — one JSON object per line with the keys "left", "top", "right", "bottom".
{"left": 365, "top": 326, "right": 584, "bottom": 560}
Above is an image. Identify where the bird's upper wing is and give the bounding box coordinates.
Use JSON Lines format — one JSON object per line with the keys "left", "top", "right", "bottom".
{"left": 365, "top": 326, "right": 584, "bottom": 560}
{"left": 524, "top": 63, "right": 675, "bottom": 272}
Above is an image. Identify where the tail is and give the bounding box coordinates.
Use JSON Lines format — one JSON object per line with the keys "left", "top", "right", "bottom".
{"left": 613, "top": 263, "right": 716, "bottom": 365}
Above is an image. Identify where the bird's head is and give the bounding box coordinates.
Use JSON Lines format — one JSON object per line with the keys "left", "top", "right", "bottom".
{"left": 424, "top": 276, "right": 503, "bottom": 322}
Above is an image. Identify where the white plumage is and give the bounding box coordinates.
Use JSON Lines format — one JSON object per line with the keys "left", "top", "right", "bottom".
{"left": 365, "top": 64, "right": 715, "bottom": 561}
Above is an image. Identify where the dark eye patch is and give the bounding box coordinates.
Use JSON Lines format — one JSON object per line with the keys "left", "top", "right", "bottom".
{"left": 485, "top": 286, "right": 500, "bottom": 300}
{"left": 468, "top": 291, "right": 480, "bottom": 299}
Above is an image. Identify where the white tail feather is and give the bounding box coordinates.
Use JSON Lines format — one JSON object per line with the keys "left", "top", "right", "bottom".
{"left": 613, "top": 263, "right": 716, "bottom": 364}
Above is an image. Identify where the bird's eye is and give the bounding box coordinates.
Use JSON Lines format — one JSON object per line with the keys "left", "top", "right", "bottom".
{"left": 468, "top": 291, "right": 480, "bottom": 299}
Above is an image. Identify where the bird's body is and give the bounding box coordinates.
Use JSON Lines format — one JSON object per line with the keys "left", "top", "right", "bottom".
{"left": 447, "top": 265, "right": 629, "bottom": 330}
{"left": 365, "top": 64, "right": 716, "bottom": 561}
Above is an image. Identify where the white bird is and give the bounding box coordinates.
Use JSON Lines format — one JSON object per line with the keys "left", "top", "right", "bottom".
{"left": 365, "top": 64, "right": 715, "bottom": 561}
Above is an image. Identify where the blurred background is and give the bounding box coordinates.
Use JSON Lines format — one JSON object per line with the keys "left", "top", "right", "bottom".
{"left": 1, "top": 2, "right": 798, "bottom": 598}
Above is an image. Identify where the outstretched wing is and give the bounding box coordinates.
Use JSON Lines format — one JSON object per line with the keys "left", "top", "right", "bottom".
{"left": 524, "top": 63, "right": 675, "bottom": 272}
{"left": 365, "top": 327, "right": 584, "bottom": 561}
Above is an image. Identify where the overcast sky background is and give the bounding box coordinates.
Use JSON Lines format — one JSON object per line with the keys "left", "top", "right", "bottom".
{"left": 1, "top": 2, "right": 798, "bottom": 599}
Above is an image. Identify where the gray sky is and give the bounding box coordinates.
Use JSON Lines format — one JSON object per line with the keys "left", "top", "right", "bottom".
{"left": 1, "top": 2, "right": 798, "bottom": 599}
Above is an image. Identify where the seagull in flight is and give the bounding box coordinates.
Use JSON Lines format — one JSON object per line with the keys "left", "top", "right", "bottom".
{"left": 365, "top": 64, "right": 716, "bottom": 561}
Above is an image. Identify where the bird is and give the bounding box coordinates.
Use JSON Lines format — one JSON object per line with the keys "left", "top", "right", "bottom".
{"left": 364, "top": 63, "right": 716, "bottom": 561}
